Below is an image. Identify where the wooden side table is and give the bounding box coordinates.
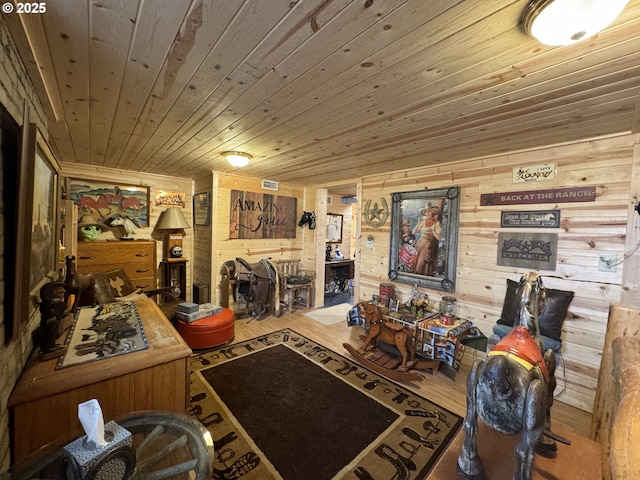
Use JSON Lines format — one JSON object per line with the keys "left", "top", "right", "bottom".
{"left": 161, "top": 258, "right": 188, "bottom": 301}
{"left": 8, "top": 297, "right": 192, "bottom": 462}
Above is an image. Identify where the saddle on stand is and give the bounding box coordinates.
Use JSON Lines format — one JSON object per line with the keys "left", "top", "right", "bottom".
{"left": 220, "top": 257, "right": 278, "bottom": 317}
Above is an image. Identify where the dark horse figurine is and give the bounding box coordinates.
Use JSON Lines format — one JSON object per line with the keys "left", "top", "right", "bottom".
{"left": 457, "top": 272, "right": 559, "bottom": 480}
{"left": 64, "top": 255, "right": 96, "bottom": 313}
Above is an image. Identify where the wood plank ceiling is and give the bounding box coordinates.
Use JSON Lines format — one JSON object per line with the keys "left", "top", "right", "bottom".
{"left": 5, "top": 0, "right": 640, "bottom": 185}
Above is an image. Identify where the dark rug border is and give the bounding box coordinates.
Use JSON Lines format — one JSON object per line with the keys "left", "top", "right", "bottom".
{"left": 190, "top": 328, "right": 463, "bottom": 480}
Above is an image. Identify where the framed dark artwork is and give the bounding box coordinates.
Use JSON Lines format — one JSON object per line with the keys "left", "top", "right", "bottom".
{"left": 193, "top": 191, "right": 210, "bottom": 226}
{"left": 14, "top": 124, "right": 61, "bottom": 332}
{"left": 389, "top": 187, "right": 461, "bottom": 292}
{"left": 326, "top": 213, "right": 343, "bottom": 243}
{"left": 69, "top": 179, "right": 150, "bottom": 227}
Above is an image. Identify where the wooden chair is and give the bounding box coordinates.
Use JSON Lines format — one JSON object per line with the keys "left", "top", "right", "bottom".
{"left": 275, "top": 260, "right": 314, "bottom": 315}
{"left": 90, "top": 268, "right": 181, "bottom": 320}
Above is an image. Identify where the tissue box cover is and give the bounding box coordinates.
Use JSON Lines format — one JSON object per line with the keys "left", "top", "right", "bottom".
{"left": 63, "top": 420, "right": 132, "bottom": 477}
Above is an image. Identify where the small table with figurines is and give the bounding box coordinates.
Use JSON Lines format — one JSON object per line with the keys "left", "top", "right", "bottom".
{"left": 379, "top": 285, "right": 486, "bottom": 379}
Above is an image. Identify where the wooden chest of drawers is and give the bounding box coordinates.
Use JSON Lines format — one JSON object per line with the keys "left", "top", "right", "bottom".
{"left": 76, "top": 240, "right": 157, "bottom": 291}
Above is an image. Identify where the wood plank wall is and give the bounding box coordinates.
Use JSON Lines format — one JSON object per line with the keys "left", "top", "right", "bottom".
{"left": 58, "top": 163, "right": 194, "bottom": 298}
{"left": 357, "top": 134, "right": 636, "bottom": 413}
{"left": 211, "top": 173, "right": 305, "bottom": 305}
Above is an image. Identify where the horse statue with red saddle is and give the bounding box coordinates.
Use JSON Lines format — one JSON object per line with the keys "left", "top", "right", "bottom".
{"left": 457, "top": 272, "right": 565, "bottom": 480}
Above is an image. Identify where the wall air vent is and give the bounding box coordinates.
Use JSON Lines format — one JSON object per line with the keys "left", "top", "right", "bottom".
{"left": 341, "top": 196, "right": 357, "bottom": 204}
{"left": 262, "top": 179, "right": 279, "bottom": 191}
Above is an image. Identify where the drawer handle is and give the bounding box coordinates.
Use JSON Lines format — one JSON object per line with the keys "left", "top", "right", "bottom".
{"left": 135, "top": 253, "right": 149, "bottom": 257}
{"left": 78, "top": 255, "right": 96, "bottom": 260}
{"left": 135, "top": 269, "right": 149, "bottom": 273}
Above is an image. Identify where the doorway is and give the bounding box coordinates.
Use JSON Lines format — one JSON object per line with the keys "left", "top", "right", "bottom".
{"left": 322, "top": 183, "right": 359, "bottom": 307}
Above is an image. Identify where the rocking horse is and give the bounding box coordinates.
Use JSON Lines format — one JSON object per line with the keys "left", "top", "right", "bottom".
{"left": 343, "top": 302, "right": 432, "bottom": 382}
{"left": 457, "top": 272, "right": 563, "bottom": 480}
{"left": 358, "top": 302, "right": 416, "bottom": 371}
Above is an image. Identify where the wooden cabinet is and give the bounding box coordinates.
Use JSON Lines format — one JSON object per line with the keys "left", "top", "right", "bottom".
{"left": 8, "top": 297, "right": 192, "bottom": 461}
{"left": 76, "top": 240, "right": 157, "bottom": 291}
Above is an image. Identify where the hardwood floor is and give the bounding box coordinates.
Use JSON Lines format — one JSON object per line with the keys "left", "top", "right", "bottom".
{"left": 222, "top": 306, "right": 593, "bottom": 439}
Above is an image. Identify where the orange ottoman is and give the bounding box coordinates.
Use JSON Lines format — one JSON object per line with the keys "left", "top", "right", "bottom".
{"left": 176, "top": 308, "right": 235, "bottom": 349}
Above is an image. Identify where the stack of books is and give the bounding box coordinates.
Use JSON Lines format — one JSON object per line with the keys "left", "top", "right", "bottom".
{"left": 176, "top": 302, "right": 223, "bottom": 323}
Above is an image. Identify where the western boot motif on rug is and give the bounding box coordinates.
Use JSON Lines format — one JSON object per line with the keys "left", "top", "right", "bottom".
{"left": 190, "top": 329, "right": 462, "bottom": 480}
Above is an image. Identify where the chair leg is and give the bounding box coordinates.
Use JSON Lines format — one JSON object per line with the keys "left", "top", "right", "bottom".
{"left": 288, "top": 289, "right": 293, "bottom": 313}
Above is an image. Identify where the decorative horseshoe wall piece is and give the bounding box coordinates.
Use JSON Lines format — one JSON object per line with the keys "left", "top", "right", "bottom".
{"left": 364, "top": 197, "right": 389, "bottom": 227}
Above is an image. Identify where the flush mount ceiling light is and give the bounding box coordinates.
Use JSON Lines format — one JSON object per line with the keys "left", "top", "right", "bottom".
{"left": 523, "top": 0, "right": 630, "bottom": 46}
{"left": 222, "top": 151, "right": 252, "bottom": 168}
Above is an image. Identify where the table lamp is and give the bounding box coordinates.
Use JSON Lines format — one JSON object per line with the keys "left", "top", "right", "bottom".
{"left": 155, "top": 207, "right": 190, "bottom": 259}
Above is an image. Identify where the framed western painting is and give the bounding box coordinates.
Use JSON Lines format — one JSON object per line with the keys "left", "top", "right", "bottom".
{"left": 389, "top": 187, "right": 461, "bottom": 292}
{"left": 68, "top": 179, "right": 150, "bottom": 227}
{"left": 14, "top": 124, "right": 60, "bottom": 329}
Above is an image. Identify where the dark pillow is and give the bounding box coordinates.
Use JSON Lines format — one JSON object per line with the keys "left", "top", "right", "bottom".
{"left": 496, "top": 278, "right": 573, "bottom": 341}
{"left": 538, "top": 288, "right": 574, "bottom": 341}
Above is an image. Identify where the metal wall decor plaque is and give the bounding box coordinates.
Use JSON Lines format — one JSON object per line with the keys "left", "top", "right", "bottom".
{"left": 481, "top": 186, "right": 596, "bottom": 206}
{"left": 500, "top": 210, "right": 560, "bottom": 228}
{"left": 497, "top": 232, "right": 558, "bottom": 271}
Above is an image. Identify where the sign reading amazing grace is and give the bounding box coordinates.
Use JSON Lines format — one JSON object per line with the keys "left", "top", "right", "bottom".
{"left": 229, "top": 190, "right": 297, "bottom": 239}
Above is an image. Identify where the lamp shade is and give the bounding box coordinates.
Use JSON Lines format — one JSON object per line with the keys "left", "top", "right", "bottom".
{"left": 155, "top": 208, "right": 190, "bottom": 230}
{"left": 523, "top": 0, "right": 630, "bottom": 46}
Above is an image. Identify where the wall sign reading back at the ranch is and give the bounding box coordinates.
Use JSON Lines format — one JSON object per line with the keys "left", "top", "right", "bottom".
{"left": 481, "top": 186, "right": 595, "bottom": 206}
{"left": 229, "top": 190, "right": 297, "bottom": 239}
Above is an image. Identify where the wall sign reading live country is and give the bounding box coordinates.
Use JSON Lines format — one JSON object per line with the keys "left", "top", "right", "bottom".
{"left": 480, "top": 186, "right": 596, "bottom": 206}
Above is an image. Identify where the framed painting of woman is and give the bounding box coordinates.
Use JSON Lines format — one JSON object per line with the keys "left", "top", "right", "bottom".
{"left": 389, "top": 187, "right": 460, "bottom": 292}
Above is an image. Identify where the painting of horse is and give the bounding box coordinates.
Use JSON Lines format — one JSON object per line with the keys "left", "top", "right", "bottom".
{"left": 69, "top": 180, "right": 150, "bottom": 227}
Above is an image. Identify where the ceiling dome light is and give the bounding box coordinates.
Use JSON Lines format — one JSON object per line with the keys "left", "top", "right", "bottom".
{"left": 523, "top": 0, "right": 630, "bottom": 46}
{"left": 223, "top": 151, "right": 252, "bottom": 168}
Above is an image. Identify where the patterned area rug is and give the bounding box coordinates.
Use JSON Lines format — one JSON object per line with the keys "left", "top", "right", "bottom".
{"left": 190, "top": 329, "right": 462, "bottom": 480}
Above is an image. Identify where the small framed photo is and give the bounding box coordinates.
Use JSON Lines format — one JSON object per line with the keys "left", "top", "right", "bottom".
{"left": 389, "top": 297, "right": 399, "bottom": 312}
{"left": 193, "top": 191, "right": 210, "bottom": 226}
